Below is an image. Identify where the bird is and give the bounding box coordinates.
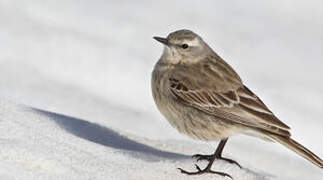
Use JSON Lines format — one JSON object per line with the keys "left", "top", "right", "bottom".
{"left": 151, "top": 29, "right": 323, "bottom": 178}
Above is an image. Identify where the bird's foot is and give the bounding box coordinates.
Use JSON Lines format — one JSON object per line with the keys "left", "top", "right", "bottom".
{"left": 217, "top": 156, "right": 242, "bottom": 168}
{"left": 192, "top": 154, "right": 242, "bottom": 168}
{"left": 178, "top": 164, "right": 232, "bottom": 179}
{"left": 192, "top": 154, "right": 213, "bottom": 162}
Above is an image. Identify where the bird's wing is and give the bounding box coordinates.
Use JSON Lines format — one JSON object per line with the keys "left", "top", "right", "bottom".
{"left": 169, "top": 59, "right": 290, "bottom": 137}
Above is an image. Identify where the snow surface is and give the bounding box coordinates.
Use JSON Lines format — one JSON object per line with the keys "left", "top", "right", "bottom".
{"left": 0, "top": 0, "right": 322, "bottom": 179}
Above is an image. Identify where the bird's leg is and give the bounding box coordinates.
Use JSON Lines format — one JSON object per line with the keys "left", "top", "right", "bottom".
{"left": 178, "top": 138, "right": 237, "bottom": 179}
{"left": 213, "top": 138, "right": 242, "bottom": 168}
{"left": 192, "top": 138, "right": 242, "bottom": 168}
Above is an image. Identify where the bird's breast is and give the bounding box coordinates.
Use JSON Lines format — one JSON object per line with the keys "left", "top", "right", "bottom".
{"left": 151, "top": 64, "right": 238, "bottom": 141}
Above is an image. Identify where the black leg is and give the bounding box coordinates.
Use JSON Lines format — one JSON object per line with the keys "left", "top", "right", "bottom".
{"left": 215, "top": 138, "right": 242, "bottom": 168}
{"left": 178, "top": 138, "right": 240, "bottom": 179}
{"left": 192, "top": 138, "right": 242, "bottom": 168}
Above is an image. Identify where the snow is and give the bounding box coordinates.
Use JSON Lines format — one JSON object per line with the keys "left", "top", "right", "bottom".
{"left": 0, "top": 0, "right": 322, "bottom": 179}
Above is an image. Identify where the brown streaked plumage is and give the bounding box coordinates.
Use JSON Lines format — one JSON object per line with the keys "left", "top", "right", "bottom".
{"left": 151, "top": 29, "right": 323, "bottom": 177}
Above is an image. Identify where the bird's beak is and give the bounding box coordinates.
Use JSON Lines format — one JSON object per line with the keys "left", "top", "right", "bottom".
{"left": 153, "top": 36, "right": 168, "bottom": 46}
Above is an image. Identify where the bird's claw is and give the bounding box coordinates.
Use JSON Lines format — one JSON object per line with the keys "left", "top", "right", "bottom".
{"left": 194, "top": 164, "right": 202, "bottom": 171}
{"left": 192, "top": 154, "right": 213, "bottom": 162}
{"left": 217, "top": 156, "right": 242, "bottom": 169}
{"left": 178, "top": 165, "right": 233, "bottom": 179}
{"left": 192, "top": 154, "right": 242, "bottom": 168}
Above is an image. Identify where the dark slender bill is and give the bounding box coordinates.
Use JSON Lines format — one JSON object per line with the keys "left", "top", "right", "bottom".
{"left": 153, "top": 36, "right": 168, "bottom": 45}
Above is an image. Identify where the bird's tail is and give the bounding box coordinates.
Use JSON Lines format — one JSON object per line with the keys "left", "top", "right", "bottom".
{"left": 266, "top": 133, "right": 323, "bottom": 168}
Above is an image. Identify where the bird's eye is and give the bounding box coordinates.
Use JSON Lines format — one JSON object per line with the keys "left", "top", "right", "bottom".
{"left": 181, "top": 44, "right": 189, "bottom": 49}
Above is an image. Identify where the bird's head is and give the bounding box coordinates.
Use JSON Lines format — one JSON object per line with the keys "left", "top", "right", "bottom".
{"left": 154, "top": 29, "right": 212, "bottom": 64}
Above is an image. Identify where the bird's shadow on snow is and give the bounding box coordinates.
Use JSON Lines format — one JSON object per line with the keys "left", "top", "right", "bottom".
{"left": 32, "top": 108, "right": 271, "bottom": 179}
{"left": 33, "top": 108, "right": 189, "bottom": 162}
